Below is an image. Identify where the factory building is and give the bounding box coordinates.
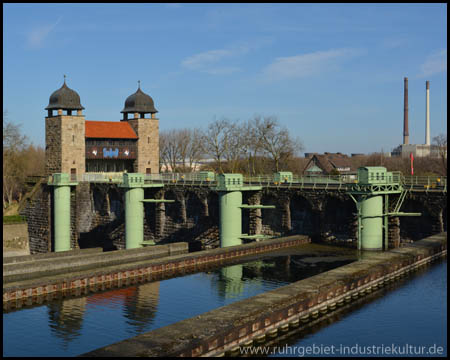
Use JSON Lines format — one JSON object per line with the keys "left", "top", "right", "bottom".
{"left": 391, "top": 78, "right": 444, "bottom": 158}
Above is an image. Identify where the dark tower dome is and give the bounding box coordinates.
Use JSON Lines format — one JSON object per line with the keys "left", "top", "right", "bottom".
{"left": 45, "top": 77, "right": 85, "bottom": 111}
{"left": 121, "top": 82, "right": 158, "bottom": 115}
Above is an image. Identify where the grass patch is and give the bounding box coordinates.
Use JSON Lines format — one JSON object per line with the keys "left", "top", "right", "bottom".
{"left": 3, "top": 215, "right": 27, "bottom": 224}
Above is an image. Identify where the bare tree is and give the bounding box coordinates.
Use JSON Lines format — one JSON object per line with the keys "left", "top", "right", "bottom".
{"left": 221, "top": 120, "right": 247, "bottom": 173}
{"left": 160, "top": 128, "right": 205, "bottom": 173}
{"left": 185, "top": 128, "right": 205, "bottom": 171}
{"left": 200, "top": 118, "right": 232, "bottom": 174}
{"left": 433, "top": 133, "right": 447, "bottom": 175}
{"left": 254, "top": 115, "right": 304, "bottom": 172}
{"left": 3, "top": 110, "right": 28, "bottom": 208}
{"left": 159, "top": 131, "right": 169, "bottom": 172}
{"left": 159, "top": 129, "right": 182, "bottom": 172}
{"left": 244, "top": 117, "right": 265, "bottom": 175}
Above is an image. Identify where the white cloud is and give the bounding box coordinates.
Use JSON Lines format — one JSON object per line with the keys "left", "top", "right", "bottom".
{"left": 181, "top": 45, "right": 252, "bottom": 75}
{"left": 27, "top": 17, "right": 62, "bottom": 49}
{"left": 182, "top": 49, "right": 235, "bottom": 70}
{"left": 181, "top": 39, "right": 273, "bottom": 75}
{"left": 419, "top": 49, "right": 447, "bottom": 78}
{"left": 262, "top": 48, "right": 364, "bottom": 81}
{"left": 203, "top": 67, "right": 241, "bottom": 75}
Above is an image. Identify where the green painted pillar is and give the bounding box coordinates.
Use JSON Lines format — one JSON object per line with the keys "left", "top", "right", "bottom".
{"left": 219, "top": 191, "right": 242, "bottom": 247}
{"left": 54, "top": 184, "right": 71, "bottom": 252}
{"left": 360, "top": 195, "right": 383, "bottom": 250}
{"left": 125, "top": 187, "right": 144, "bottom": 249}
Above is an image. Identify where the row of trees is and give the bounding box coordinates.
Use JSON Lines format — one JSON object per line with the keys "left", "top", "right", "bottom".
{"left": 344, "top": 150, "right": 446, "bottom": 177}
{"left": 3, "top": 108, "right": 446, "bottom": 211}
{"left": 3, "top": 111, "right": 45, "bottom": 210}
{"left": 159, "top": 115, "right": 304, "bottom": 174}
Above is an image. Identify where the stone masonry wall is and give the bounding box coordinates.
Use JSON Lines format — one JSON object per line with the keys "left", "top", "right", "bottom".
{"left": 45, "top": 117, "right": 62, "bottom": 175}
{"left": 22, "top": 183, "right": 447, "bottom": 254}
{"left": 129, "top": 117, "right": 159, "bottom": 174}
{"left": 45, "top": 115, "right": 85, "bottom": 176}
{"left": 21, "top": 184, "right": 52, "bottom": 254}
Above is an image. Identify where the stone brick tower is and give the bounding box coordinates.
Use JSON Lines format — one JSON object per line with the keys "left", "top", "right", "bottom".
{"left": 121, "top": 82, "right": 159, "bottom": 174}
{"left": 45, "top": 77, "right": 86, "bottom": 177}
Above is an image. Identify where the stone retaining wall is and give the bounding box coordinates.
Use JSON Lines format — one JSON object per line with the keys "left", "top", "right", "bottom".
{"left": 3, "top": 223, "right": 29, "bottom": 250}
{"left": 23, "top": 181, "right": 446, "bottom": 255}
{"left": 3, "top": 235, "right": 310, "bottom": 309}
{"left": 3, "top": 242, "right": 189, "bottom": 284}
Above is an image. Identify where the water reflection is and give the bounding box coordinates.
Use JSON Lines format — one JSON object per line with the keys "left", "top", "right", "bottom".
{"left": 218, "top": 264, "right": 245, "bottom": 298}
{"left": 122, "top": 282, "right": 160, "bottom": 334}
{"left": 3, "top": 244, "right": 358, "bottom": 357}
{"left": 47, "top": 297, "right": 87, "bottom": 347}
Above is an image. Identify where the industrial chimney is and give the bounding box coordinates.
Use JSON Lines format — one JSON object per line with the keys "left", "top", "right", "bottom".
{"left": 425, "top": 81, "right": 430, "bottom": 146}
{"left": 403, "top": 77, "right": 409, "bottom": 145}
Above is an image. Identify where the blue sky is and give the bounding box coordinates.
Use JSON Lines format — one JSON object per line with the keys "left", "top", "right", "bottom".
{"left": 3, "top": 3, "right": 447, "bottom": 155}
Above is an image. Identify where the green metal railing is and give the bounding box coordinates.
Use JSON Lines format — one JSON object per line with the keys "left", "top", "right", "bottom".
{"left": 144, "top": 173, "right": 218, "bottom": 186}
{"left": 49, "top": 171, "right": 446, "bottom": 192}
{"left": 401, "top": 175, "right": 447, "bottom": 191}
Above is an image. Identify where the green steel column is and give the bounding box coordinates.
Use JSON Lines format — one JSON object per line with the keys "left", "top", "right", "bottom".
{"left": 384, "top": 194, "right": 389, "bottom": 250}
{"left": 219, "top": 191, "right": 242, "bottom": 247}
{"left": 54, "top": 185, "right": 71, "bottom": 252}
{"left": 360, "top": 195, "right": 383, "bottom": 250}
{"left": 125, "top": 187, "right": 144, "bottom": 249}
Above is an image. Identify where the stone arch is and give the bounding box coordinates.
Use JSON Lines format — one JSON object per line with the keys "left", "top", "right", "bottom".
{"left": 322, "top": 195, "right": 355, "bottom": 240}
{"left": 290, "top": 194, "right": 316, "bottom": 236}
{"left": 400, "top": 198, "right": 434, "bottom": 241}
{"left": 185, "top": 191, "right": 205, "bottom": 226}
{"left": 443, "top": 207, "right": 447, "bottom": 232}
{"left": 92, "top": 187, "right": 108, "bottom": 216}
{"left": 108, "top": 188, "right": 122, "bottom": 220}
{"left": 260, "top": 193, "right": 282, "bottom": 235}
{"left": 207, "top": 192, "right": 219, "bottom": 219}
{"left": 163, "top": 189, "right": 185, "bottom": 224}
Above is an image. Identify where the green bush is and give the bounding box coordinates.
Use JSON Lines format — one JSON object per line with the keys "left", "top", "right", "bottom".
{"left": 3, "top": 215, "right": 27, "bottom": 224}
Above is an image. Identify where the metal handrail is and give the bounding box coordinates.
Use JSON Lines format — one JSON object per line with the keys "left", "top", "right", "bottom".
{"left": 64, "top": 172, "right": 446, "bottom": 192}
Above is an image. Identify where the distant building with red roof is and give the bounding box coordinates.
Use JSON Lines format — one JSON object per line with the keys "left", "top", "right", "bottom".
{"left": 303, "top": 152, "right": 356, "bottom": 178}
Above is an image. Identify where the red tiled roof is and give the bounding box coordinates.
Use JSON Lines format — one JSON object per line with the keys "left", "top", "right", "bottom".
{"left": 85, "top": 121, "right": 138, "bottom": 139}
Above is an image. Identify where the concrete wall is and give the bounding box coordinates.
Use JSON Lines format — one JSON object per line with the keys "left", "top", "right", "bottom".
{"left": 3, "top": 223, "right": 29, "bottom": 250}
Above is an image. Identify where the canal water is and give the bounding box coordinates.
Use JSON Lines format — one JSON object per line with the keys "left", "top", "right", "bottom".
{"left": 3, "top": 244, "right": 355, "bottom": 357}
{"left": 264, "top": 257, "right": 447, "bottom": 358}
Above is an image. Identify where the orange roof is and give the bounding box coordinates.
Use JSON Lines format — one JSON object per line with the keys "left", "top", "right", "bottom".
{"left": 85, "top": 121, "right": 138, "bottom": 139}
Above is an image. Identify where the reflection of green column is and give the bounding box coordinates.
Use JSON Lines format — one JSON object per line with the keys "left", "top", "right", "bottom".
{"left": 125, "top": 187, "right": 144, "bottom": 249}
{"left": 360, "top": 195, "right": 383, "bottom": 250}
{"left": 54, "top": 185, "right": 71, "bottom": 252}
{"left": 221, "top": 264, "right": 243, "bottom": 297}
{"left": 219, "top": 191, "right": 242, "bottom": 247}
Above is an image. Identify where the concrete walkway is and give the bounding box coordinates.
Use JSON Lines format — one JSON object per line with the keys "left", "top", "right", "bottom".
{"left": 3, "top": 248, "right": 30, "bottom": 258}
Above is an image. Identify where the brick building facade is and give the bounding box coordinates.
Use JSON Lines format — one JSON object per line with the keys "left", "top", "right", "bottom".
{"left": 45, "top": 78, "right": 159, "bottom": 177}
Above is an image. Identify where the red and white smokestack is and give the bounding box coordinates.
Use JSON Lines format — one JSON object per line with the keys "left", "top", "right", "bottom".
{"left": 425, "top": 81, "right": 430, "bottom": 146}
{"left": 403, "top": 77, "right": 409, "bottom": 145}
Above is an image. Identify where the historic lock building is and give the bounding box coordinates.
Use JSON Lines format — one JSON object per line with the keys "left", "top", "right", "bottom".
{"left": 45, "top": 78, "right": 159, "bottom": 177}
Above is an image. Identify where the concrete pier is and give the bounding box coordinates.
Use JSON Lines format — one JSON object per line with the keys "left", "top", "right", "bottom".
{"left": 80, "top": 232, "right": 446, "bottom": 357}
